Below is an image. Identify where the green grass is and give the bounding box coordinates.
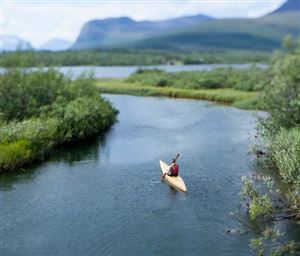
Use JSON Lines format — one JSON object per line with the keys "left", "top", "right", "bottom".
{"left": 96, "top": 79, "right": 259, "bottom": 109}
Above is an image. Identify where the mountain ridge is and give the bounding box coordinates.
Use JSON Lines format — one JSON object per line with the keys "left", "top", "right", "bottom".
{"left": 269, "top": 0, "right": 300, "bottom": 15}
{"left": 1, "top": 35, "right": 32, "bottom": 52}
{"left": 73, "top": 0, "right": 300, "bottom": 51}
{"left": 39, "top": 38, "right": 73, "bottom": 51}
{"left": 73, "top": 14, "right": 214, "bottom": 49}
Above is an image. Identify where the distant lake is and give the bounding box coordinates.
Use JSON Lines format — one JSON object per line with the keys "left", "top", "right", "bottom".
{"left": 0, "top": 63, "right": 267, "bottom": 79}
{"left": 55, "top": 64, "right": 268, "bottom": 79}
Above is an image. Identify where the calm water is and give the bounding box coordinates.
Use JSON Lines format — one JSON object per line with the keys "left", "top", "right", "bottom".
{"left": 55, "top": 64, "right": 267, "bottom": 79}
{"left": 0, "top": 63, "right": 267, "bottom": 79}
{"left": 1, "top": 95, "right": 261, "bottom": 256}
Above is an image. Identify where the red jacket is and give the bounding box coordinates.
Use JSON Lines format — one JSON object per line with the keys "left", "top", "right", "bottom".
{"left": 170, "top": 164, "right": 179, "bottom": 176}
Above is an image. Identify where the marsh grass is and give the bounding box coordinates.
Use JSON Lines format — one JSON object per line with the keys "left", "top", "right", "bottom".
{"left": 96, "top": 79, "right": 259, "bottom": 108}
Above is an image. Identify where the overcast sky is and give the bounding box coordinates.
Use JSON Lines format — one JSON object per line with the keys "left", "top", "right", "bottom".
{"left": 1, "top": 0, "right": 285, "bottom": 47}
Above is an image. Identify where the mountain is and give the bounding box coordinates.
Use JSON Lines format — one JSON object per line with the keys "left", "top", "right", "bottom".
{"left": 1, "top": 35, "right": 32, "bottom": 52}
{"left": 73, "top": 14, "right": 214, "bottom": 49}
{"left": 130, "top": 12, "right": 300, "bottom": 51}
{"left": 72, "top": 0, "right": 300, "bottom": 52}
{"left": 269, "top": 0, "right": 300, "bottom": 15}
{"left": 39, "top": 38, "right": 73, "bottom": 51}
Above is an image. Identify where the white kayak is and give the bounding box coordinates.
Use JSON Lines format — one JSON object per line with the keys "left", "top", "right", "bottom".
{"left": 160, "top": 160, "right": 187, "bottom": 192}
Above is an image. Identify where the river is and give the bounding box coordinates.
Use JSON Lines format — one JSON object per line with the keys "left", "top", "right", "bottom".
{"left": 1, "top": 94, "right": 260, "bottom": 256}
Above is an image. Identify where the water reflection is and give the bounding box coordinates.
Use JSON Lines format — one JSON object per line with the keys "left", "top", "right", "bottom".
{"left": 49, "top": 134, "right": 108, "bottom": 165}
{"left": 0, "top": 134, "right": 109, "bottom": 191}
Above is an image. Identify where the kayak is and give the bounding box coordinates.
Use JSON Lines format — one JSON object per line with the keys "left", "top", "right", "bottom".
{"left": 159, "top": 160, "right": 187, "bottom": 192}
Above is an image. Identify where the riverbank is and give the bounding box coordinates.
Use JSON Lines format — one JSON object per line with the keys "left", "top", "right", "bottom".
{"left": 96, "top": 79, "right": 260, "bottom": 110}
{"left": 0, "top": 68, "right": 118, "bottom": 173}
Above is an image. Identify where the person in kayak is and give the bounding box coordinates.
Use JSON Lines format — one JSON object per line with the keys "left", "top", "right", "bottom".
{"left": 163, "top": 159, "right": 179, "bottom": 178}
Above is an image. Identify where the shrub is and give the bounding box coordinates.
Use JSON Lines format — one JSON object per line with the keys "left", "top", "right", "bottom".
{"left": 0, "top": 67, "right": 118, "bottom": 172}
{"left": 262, "top": 54, "right": 300, "bottom": 129}
{"left": 126, "top": 69, "right": 174, "bottom": 87}
{"left": 0, "top": 140, "right": 32, "bottom": 170}
{"left": 0, "top": 118, "right": 58, "bottom": 146}
{"left": 126, "top": 67, "right": 267, "bottom": 91}
{"left": 267, "top": 128, "right": 300, "bottom": 185}
{"left": 50, "top": 97, "right": 117, "bottom": 141}
{"left": 0, "top": 68, "right": 70, "bottom": 121}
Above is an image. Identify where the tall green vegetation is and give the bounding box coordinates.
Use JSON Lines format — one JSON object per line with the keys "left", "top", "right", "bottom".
{"left": 109, "top": 65, "right": 267, "bottom": 109}
{"left": 0, "top": 49, "right": 271, "bottom": 67}
{"left": 0, "top": 68, "right": 118, "bottom": 172}
{"left": 240, "top": 37, "right": 300, "bottom": 255}
{"left": 126, "top": 66, "right": 268, "bottom": 91}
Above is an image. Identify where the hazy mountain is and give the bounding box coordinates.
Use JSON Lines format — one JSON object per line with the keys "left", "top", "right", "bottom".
{"left": 269, "top": 0, "right": 300, "bottom": 15}
{"left": 73, "top": 14, "right": 214, "bottom": 49}
{"left": 72, "top": 0, "right": 300, "bottom": 51}
{"left": 1, "top": 35, "right": 32, "bottom": 52}
{"left": 39, "top": 38, "right": 73, "bottom": 51}
{"left": 130, "top": 11, "right": 300, "bottom": 51}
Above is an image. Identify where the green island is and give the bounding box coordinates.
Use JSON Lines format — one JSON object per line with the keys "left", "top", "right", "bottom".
{"left": 96, "top": 66, "right": 265, "bottom": 110}
{"left": 0, "top": 68, "right": 118, "bottom": 172}
{"left": 97, "top": 79, "right": 258, "bottom": 109}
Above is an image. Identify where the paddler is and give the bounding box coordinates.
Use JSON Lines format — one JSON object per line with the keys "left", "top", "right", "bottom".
{"left": 163, "top": 159, "right": 179, "bottom": 178}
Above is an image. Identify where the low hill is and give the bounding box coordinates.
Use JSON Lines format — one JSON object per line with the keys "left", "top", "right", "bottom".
{"left": 1, "top": 35, "right": 32, "bottom": 52}
{"left": 73, "top": 15, "right": 214, "bottom": 49}
{"left": 72, "top": 0, "right": 300, "bottom": 52}
{"left": 39, "top": 38, "right": 73, "bottom": 51}
{"left": 130, "top": 12, "right": 300, "bottom": 51}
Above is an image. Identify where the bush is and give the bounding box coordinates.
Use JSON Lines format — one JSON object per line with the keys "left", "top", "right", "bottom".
{"left": 0, "top": 68, "right": 70, "bottom": 121}
{"left": 126, "top": 69, "right": 174, "bottom": 87}
{"left": 268, "top": 128, "right": 300, "bottom": 218}
{"left": 0, "top": 140, "right": 32, "bottom": 171}
{"left": 228, "top": 66, "right": 269, "bottom": 91}
{"left": 0, "top": 118, "right": 59, "bottom": 149}
{"left": 249, "top": 194, "right": 273, "bottom": 220}
{"left": 262, "top": 54, "right": 300, "bottom": 129}
{"left": 243, "top": 38, "right": 300, "bottom": 254}
{"left": 0, "top": 67, "right": 118, "bottom": 172}
{"left": 126, "top": 67, "right": 267, "bottom": 91}
{"left": 50, "top": 97, "right": 117, "bottom": 141}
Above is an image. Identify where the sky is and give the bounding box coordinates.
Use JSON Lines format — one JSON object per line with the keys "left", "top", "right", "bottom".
{"left": 1, "top": 0, "right": 285, "bottom": 48}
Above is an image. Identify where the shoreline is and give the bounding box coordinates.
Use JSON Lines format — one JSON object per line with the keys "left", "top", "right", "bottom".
{"left": 96, "top": 79, "right": 260, "bottom": 110}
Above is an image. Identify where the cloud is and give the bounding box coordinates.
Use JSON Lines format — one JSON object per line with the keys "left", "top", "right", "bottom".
{"left": 1, "top": 0, "right": 285, "bottom": 47}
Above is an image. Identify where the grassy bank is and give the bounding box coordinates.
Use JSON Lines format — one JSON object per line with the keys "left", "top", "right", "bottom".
{"left": 0, "top": 68, "right": 118, "bottom": 172}
{"left": 96, "top": 79, "right": 259, "bottom": 109}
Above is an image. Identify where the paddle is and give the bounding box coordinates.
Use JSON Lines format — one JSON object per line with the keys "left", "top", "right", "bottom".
{"left": 172, "top": 153, "right": 180, "bottom": 164}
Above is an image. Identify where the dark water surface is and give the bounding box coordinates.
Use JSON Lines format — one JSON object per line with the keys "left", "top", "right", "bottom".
{"left": 1, "top": 95, "right": 260, "bottom": 256}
